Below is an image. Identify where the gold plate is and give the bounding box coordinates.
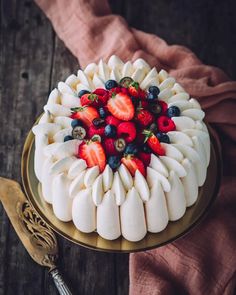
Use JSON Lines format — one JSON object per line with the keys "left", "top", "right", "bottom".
{"left": 21, "top": 123, "right": 222, "bottom": 253}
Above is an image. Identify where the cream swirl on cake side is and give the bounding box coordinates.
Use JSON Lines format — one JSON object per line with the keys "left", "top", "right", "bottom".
{"left": 32, "top": 55, "right": 210, "bottom": 242}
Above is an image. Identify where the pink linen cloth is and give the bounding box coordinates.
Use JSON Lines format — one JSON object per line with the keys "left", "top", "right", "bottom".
{"left": 35, "top": 0, "right": 236, "bottom": 294}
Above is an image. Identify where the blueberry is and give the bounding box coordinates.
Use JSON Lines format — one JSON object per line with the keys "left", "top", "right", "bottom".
{"left": 156, "top": 132, "right": 170, "bottom": 144}
{"left": 124, "top": 143, "right": 138, "bottom": 155}
{"left": 92, "top": 118, "right": 105, "bottom": 127}
{"left": 78, "top": 89, "right": 90, "bottom": 97}
{"left": 71, "top": 119, "right": 83, "bottom": 128}
{"left": 105, "top": 80, "right": 118, "bottom": 90}
{"left": 72, "top": 126, "right": 86, "bottom": 140}
{"left": 104, "top": 124, "right": 117, "bottom": 138}
{"left": 141, "top": 144, "right": 152, "bottom": 153}
{"left": 64, "top": 135, "right": 74, "bottom": 142}
{"left": 167, "top": 106, "right": 180, "bottom": 117}
{"left": 147, "top": 92, "right": 158, "bottom": 100}
{"left": 99, "top": 107, "right": 107, "bottom": 119}
{"left": 148, "top": 86, "right": 160, "bottom": 96}
{"left": 108, "top": 156, "right": 121, "bottom": 170}
{"left": 114, "top": 138, "right": 126, "bottom": 152}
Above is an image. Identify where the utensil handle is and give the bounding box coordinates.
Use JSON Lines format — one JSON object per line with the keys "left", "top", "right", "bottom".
{"left": 50, "top": 268, "right": 73, "bottom": 295}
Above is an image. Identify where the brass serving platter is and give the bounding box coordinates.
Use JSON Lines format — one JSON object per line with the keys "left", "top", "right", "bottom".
{"left": 21, "top": 123, "right": 221, "bottom": 253}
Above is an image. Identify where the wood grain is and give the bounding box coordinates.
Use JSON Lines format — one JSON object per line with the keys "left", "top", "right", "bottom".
{"left": 0, "top": 0, "right": 235, "bottom": 294}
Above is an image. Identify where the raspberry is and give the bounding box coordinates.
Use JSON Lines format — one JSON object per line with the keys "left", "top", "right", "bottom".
{"left": 103, "top": 138, "right": 119, "bottom": 156}
{"left": 87, "top": 125, "right": 105, "bottom": 138}
{"left": 105, "top": 115, "right": 122, "bottom": 127}
{"left": 138, "top": 152, "right": 151, "bottom": 166}
{"left": 158, "top": 100, "right": 168, "bottom": 115}
{"left": 157, "top": 116, "right": 176, "bottom": 133}
{"left": 117, "top": 122, "right": 136, "bottom": 143}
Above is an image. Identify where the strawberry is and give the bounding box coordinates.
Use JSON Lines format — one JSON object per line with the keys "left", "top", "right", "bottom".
{"left": 117, "top": 122, "right": 136, "bottom": 143}
{"left": 128, "top": 82, "right": 140, "bottom": 98}
{"left": 121, "top": 156, "right": 146, "bottom": 177}
{"left": 93, "top": 88, "right": 109, "bottom": 106}
{"left": 107, "top": 93, "right": 134, "bottom": 121}
{"left": 135, "top": 109, "right": 154, "bottom": 127}
{"left": 105, "top": 115, "right": 122, "bottom": 127}
{"left": 80, "top": 93, "right": 98, "bottom": 107}
{"left": 139, "top": 89, "right": 147, "bottom": 100}
{"left": 78, "top": 140, "right": 106, "bottom": 172}
{"left": 103, "top": 138, "right": 119, "bottom": 156}
{"left": 109, "top": 87, "right": 121, "bottom": 97}
{"left": 138, "top": 152, "right": 151, "bottom": 166}
{"left": 158, "top": 100, "right": 168, "bottom": 115}
{"left": 71, "top": 106, "right": 98, "bottom": 127}
{"left": 87, "top": 125, "right": 105, "bottom": 138}
{"left": 143, "top": 130, "right": 165, "bottom": 156}
{"left": 157, "top": 116, "right": 176, "bottom": 132}
{"left": 120, "top": 87, "right": 129, "bottom": 95}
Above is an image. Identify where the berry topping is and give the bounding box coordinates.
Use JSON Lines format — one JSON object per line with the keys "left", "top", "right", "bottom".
{"left": 114, "top": 138, "right": 126, "bottom": 152}
{"left": 128, "top": 82, "right": 139, "bottom": 98}
{"left": 71, "top": 119, "right": 83, "bottom": 128}
{"left": 104, "top": 124, "right": 117, "bottom": 138}
{"left": 117, "top": 122, "right": 136, "bottom": 143}
{"left": 147, "top": 92, "right": 157, "bottom": 101}
{"left": 64, "top": 135, "right": 73, "bottom": 142}
{"left": 92, "top": 118, "right": 105, "bottom": 127}
{"left": 135, "top": 109, "right": 154, "bottom": 127}
{"left": 157, "top": 116, "right": 176, "bottom": 132}
{"left": 87, "top": 125, "right": 105, "bottom": 138}
{"left": 167, "top": 106, "right": 181, "bottom": 117}
{"left": 104, "top": 138, "right": 119, "bottom": 156}
{"left": 119, "top": 77, "right": 134, "bottom": 88}
{"left": 121, "top": 156, "right": 146, "bottom": 177}
{"left": 72, "top": 126, "right": 86, "bottom": 140}
{"left": 141, "top": 144, "right": 152, "bottom": 153}
{"left": 138, "top": 152, "right": 151, "bottom": 166}
{"left": 143, "top": 130, "right": 165, "bottom": 156}
{"left": 149, "top": 103, "right": 162, "bottom": 115}
{"left": 149, "top": 122, "right": 158, "bottom": 133}
{"left": 108, "top": 156, "right": 121, "bottom": 170}
{"left": 158, "top": 101, "right": 168, "bottom": 115}
{"left": 78, "top": 89, "right": 90, "bottom": 98}
{"left": 148, "top": 86, "right": 160, "bottom": 96}
{"left": 98, "top": 107, "right": 107, "bottom": 119}
{"left": 124, "top": 143, "right": 139, "bottom": 155}
{"left": 71, "top": 106, "right": 99, "bottom": 127}
{"left": 92, "top": 88, "right": 109, "bottom": 106}
{"left": 78, "top": 140, "right": 106, "bottom": 172}
{"left": 156, "top": 132, "right": 170, "bottom": 143}
{"left": 105, "top": 79, "right": 118, "bottom": 90}
{"left": 105, "top": 115, "right": 122, "bottom": 127}
{"left": 80, "top": 93, "right": 98, "bottom": 107}
{"left": 107, "top": 93, "right": 135, "bottom": 121}
{"left": 138, "top": 89, "right": 147, "bottom": 100}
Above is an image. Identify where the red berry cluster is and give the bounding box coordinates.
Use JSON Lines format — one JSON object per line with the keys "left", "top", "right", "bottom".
{"left": 70, "top": 77, "right": 176, "bottom": 176}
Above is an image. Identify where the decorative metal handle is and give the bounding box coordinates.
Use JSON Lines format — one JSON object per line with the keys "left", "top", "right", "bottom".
{"left": 50, "top": 268, "right": 73, "bottom": 295}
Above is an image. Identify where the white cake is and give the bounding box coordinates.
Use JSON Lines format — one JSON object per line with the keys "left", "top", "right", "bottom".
{"left": 32, "top": 55, "right": 210, "bottom": 242}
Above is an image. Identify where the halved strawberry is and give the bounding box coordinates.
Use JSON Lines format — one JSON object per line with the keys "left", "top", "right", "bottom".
{"left": 78, "top": 140, "right": 106, "bottom": 172}
{"left": 71, "top": 106, "right": 98, "bottom": 127}
{"left": 121, "top": 156, "right": 146, "bottom": 177}
{"left": 128, "top": 82, "right": 140, "bottom": 98}
{"left": 143, "top": 130, "right": 165, "bottom": 156}
{"left": 107, "top": 93, "right": 134, "bottom": 121}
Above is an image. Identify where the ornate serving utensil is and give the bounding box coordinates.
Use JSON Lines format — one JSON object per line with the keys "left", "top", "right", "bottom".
{"left": 0, "top": 177, "right": 72, "bottom": 295}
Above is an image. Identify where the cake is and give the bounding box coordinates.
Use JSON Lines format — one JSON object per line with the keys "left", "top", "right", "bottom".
{"left": 32, "top": 55, "right": 210, "bottom": 242}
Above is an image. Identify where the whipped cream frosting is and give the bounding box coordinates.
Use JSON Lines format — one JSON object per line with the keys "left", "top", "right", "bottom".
{"left": 32, "top": 55, "right": 210, "bottom": 242}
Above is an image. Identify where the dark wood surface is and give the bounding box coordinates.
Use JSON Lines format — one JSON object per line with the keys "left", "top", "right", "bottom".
{"left": 0, "top": 0, "right": 235, "bottom": 294}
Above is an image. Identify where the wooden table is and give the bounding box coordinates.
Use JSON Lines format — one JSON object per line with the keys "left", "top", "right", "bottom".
{"left": 0, "top": 0, "right": 235, "bottom": 294}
